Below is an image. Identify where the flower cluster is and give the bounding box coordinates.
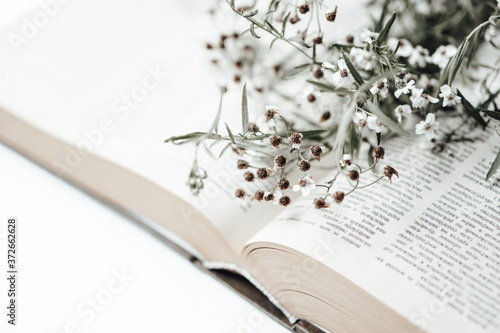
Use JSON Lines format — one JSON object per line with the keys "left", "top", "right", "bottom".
{"left": 166, "top": 0, "right": 500, "bottom": 210}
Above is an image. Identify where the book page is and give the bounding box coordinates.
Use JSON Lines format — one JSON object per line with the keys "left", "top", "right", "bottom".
{"left": 245, "top": 127, "right": 500, "bottom": 333}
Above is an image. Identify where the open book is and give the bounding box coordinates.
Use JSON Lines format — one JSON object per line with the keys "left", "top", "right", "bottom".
{"left": 1, "top": 0, "right": 499, "bottom": 332}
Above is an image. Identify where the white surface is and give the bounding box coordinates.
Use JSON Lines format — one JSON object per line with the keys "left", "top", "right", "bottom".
{"left": 0, "top": 143, "right": 288, "bottom": 333}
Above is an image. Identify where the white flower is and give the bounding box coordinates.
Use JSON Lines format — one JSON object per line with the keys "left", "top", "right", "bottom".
{"left": 389, "top": 38, "right": 413, "bottom": 57}
{"left": 410, "top": 88, "right": 439, "bottom": 108}
{"left": 415, "top": 113, "right": 439, "bottom": 140}
{"left": 360, "top": 28, "right": 379, "bottom": 43}
{"left": 394, "top": 104, "right": 412, "bottom": 123}
{"left": 369, "top": 78, "right": 389, "bottom": 98}
{"left": 353, "top": 111, "right": 368, "bottom": 129}
{"left": 438, "top": 85, "right": 461, "bottom": 107}
{"left": 431, "top": 45, "right": 457, "bottom": 69}
{"left": 367, "top": 116, "right": 384, "bottom": 133}
{"left": 321, "top": 61, "right": 335, "bottom": 71}
{"left": 332, "top": 58, "right": 356, "bottom": 89}
{"left": 349, "top": 48, "right": 374, "bottom": 71}
{"left": 408, "top": 45, "right": 431, "bottom": 68}
{"left": 293, "top": 176, "right": 316, "bottom": 196}
{"left": 485, "top": 25, "right": 496, "bottom": 43}
{"left": 340, "top": 154, "right": 352, "bottom": 167}
{"left": 395, "top": 79, "right": 415, "bottom": 98}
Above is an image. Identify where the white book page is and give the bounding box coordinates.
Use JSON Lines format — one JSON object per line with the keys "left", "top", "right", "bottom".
{"left": 246, "top": 128, "right": 500, "bottom": 333}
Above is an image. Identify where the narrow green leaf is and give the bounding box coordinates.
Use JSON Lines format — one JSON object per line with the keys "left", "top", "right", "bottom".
{"left": 376, "top": 12, "right": 396, "bottom": 45}
{"left": 367, "top": 145, "right": 375, "bottom": 172}
{"left": 441, "top": 39, "right": 469, "bottom": 86}
{"left": 225, "top": 123, "right": 236, "bottom": 144}
{"left": 219, "top": 142, "right": 233, "bottom": 158}
{"left": 306, "top": 79, "right": 353, "bottom": 95}
{"left": 270, "top": 37, "right": 279, "bottom": 49}
{"left": 241, "top": 83, "right": 249, "bottom": 135}
{"left": 457, "top": 90, "right": 487, "bottom": 129}
{"left": 466, "top": 28, "right": 482, "bottom": 68}
{"left": 341, "top": 51, "right": 364, "bottom": 86}
{"left": 479, "top": 108, "right": 500, "bottom": 121}
{"left": 265, "top": 20, "right": 280, "bottom": 35}
{"left": 486, "top": 148, "right": 500, "bottom": 181}
{"left": 365, "top": 101, "right": 410, "bottom": 137}
{"left": 244, "top": 9, "right": 258, "bottom": 17}
{"left": 288, "top": 36, "right": 311, "bottom": 48}
{"left": 249, "top": 23, "right": 261, "bottom": 39}
{"left": 281, "top": 12, "right": 291, "bottom": 34}
{"left": 164, "top": 132, "right": 221, "bottom": 144}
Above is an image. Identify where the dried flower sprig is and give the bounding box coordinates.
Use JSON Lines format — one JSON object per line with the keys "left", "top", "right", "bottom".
{"left": 167, "top": 0, "right": 500, "bottom": 210}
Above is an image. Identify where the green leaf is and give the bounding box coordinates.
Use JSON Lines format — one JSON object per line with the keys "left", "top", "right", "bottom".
{"left": 281, "top": 12, "right": 291, "bottom": 34}
{"left": 367, "top": 145, "right": 375, "bottom": 172}
{"left": 241, "top": 83, "right": 249, "bottom": 135}
{"left": 288, "top": 36, "right": 311, "bottom": 48}
{"left": 466, "top": 27, "right": 483, "bottom": 68}
{"left": 164, "top": 132, "right": 221, "bottom": 144}
{"left": 225, "top": 123, "right": 236, "bottom": 144}
{"left": 270, "top": 37, "right": 279, "bottom": 49}
{"left": 306, "top": 80, "right": 353, "bottom": 95}
{"left": 486, "top": 148, "right": 500, "bottom": 181}
{"left": 441, "top": 39, "right": 469, "bottom": 86}
{"left": 479, "top": 108, "right": 500, "bottom": 121}
{"left": 376, "top": 12, "right": 396, "bottom": 45}
{"left": 244, "top": 9, "right": 258, "bottom": 17}
{"left": 365, "top": 101, "right": 410, "bottom": 137}
{"left": 456, "top": 90, "right": 487, "bottom": 129}
{"left": 219, "top": 142, "right": 233, "bottom": 158}
{"left": 249, "top": 23, "right": 261, "bottom": 39}
{"left": 341, "top": 51, "right": 364, "bottom": 86}
{"left": 265, "top": 19, "right": 280, "bottom": 35}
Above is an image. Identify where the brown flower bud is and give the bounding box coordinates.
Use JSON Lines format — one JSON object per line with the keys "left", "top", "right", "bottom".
{"left": 277, "top": 178, "right": 290, "bottom": 190}
{"left": 237, "top": 160, "right": 249, "bottom": 169}
{"left": 325, "top": 6, "right": 338, "bottom": 22}
{"left": 244, "top": 171, "right": 255, "bottom": 182}
{"left": 270, "top": 134, "right": 283, "bottom": 148}
{"left": 299, "top": 160, "right": 311, "bottom": 172}
{"left": 346, "top": 35, "right": 354, "bottom": 44}
{"left": 235, "top": 189, "right": 246, "bottom": 199}
{"left": 265, "top": 107, "right": 279, "bottom": 120}
{"left": 383, "top": 166, "right": 399, "bottom": 184}
{"left": 313, "top": 68, "right": 324, "bottom": 79}
{"left": 274, "top": 155, "right": 287, "bottom": 169}
{"left": 312, "top": 35, "right": 323, "bottom": 45}
{"left": 235, "top": 60, "right": 243, "bottom": 69}
{"left": 206, "top": 43, "right": 213, "bottom": 50}
{"left": 289, "top": 132, "right": 303, "bottom": 146}
{"left": 320, "top": 111, "right": 331, "bottom": 122}
{"left": 310, "top": 145, "right": 323, "bottom": 161}
{"left": 234, "top": 74, "right": 241, "bottom": 83}
{"left": 314, "top": 197, "right": 330, "bottom": 209}
{"left": 289, "top": 16, "right": 300, "bottom": 24}
{"left": 372, "top": 146, "right": 385, "bottom": 162}
{"left": 279, "top": 195, "right": 291, "bottom": 206}
{"left": 232, "top": 145, "right": 246, "bottom": 156}
{"left": 257, "top": 168, "right": 271, "bottom": 179}
{"left": 298, "top": 4, "right": 310, "bottom": 14}
{"left": 248, "top": 122, "right": 260, "bottom": 133}
{"left": 252, "top": 190, "right": 264, "bottom": 201}
{"left": 333, "top": 191, "right": 345, "bottom": 204}
{"left": 348, "top": 170, "right": 360, "bottom": 181}
{"left": 264, "top": 193, "right": 275, "bottom": 202}
{"left": 273, "top": 64, "right": 281, "bottom": 75}
{"left": 307, "top": 93, "right": 316, "bottom": 103}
